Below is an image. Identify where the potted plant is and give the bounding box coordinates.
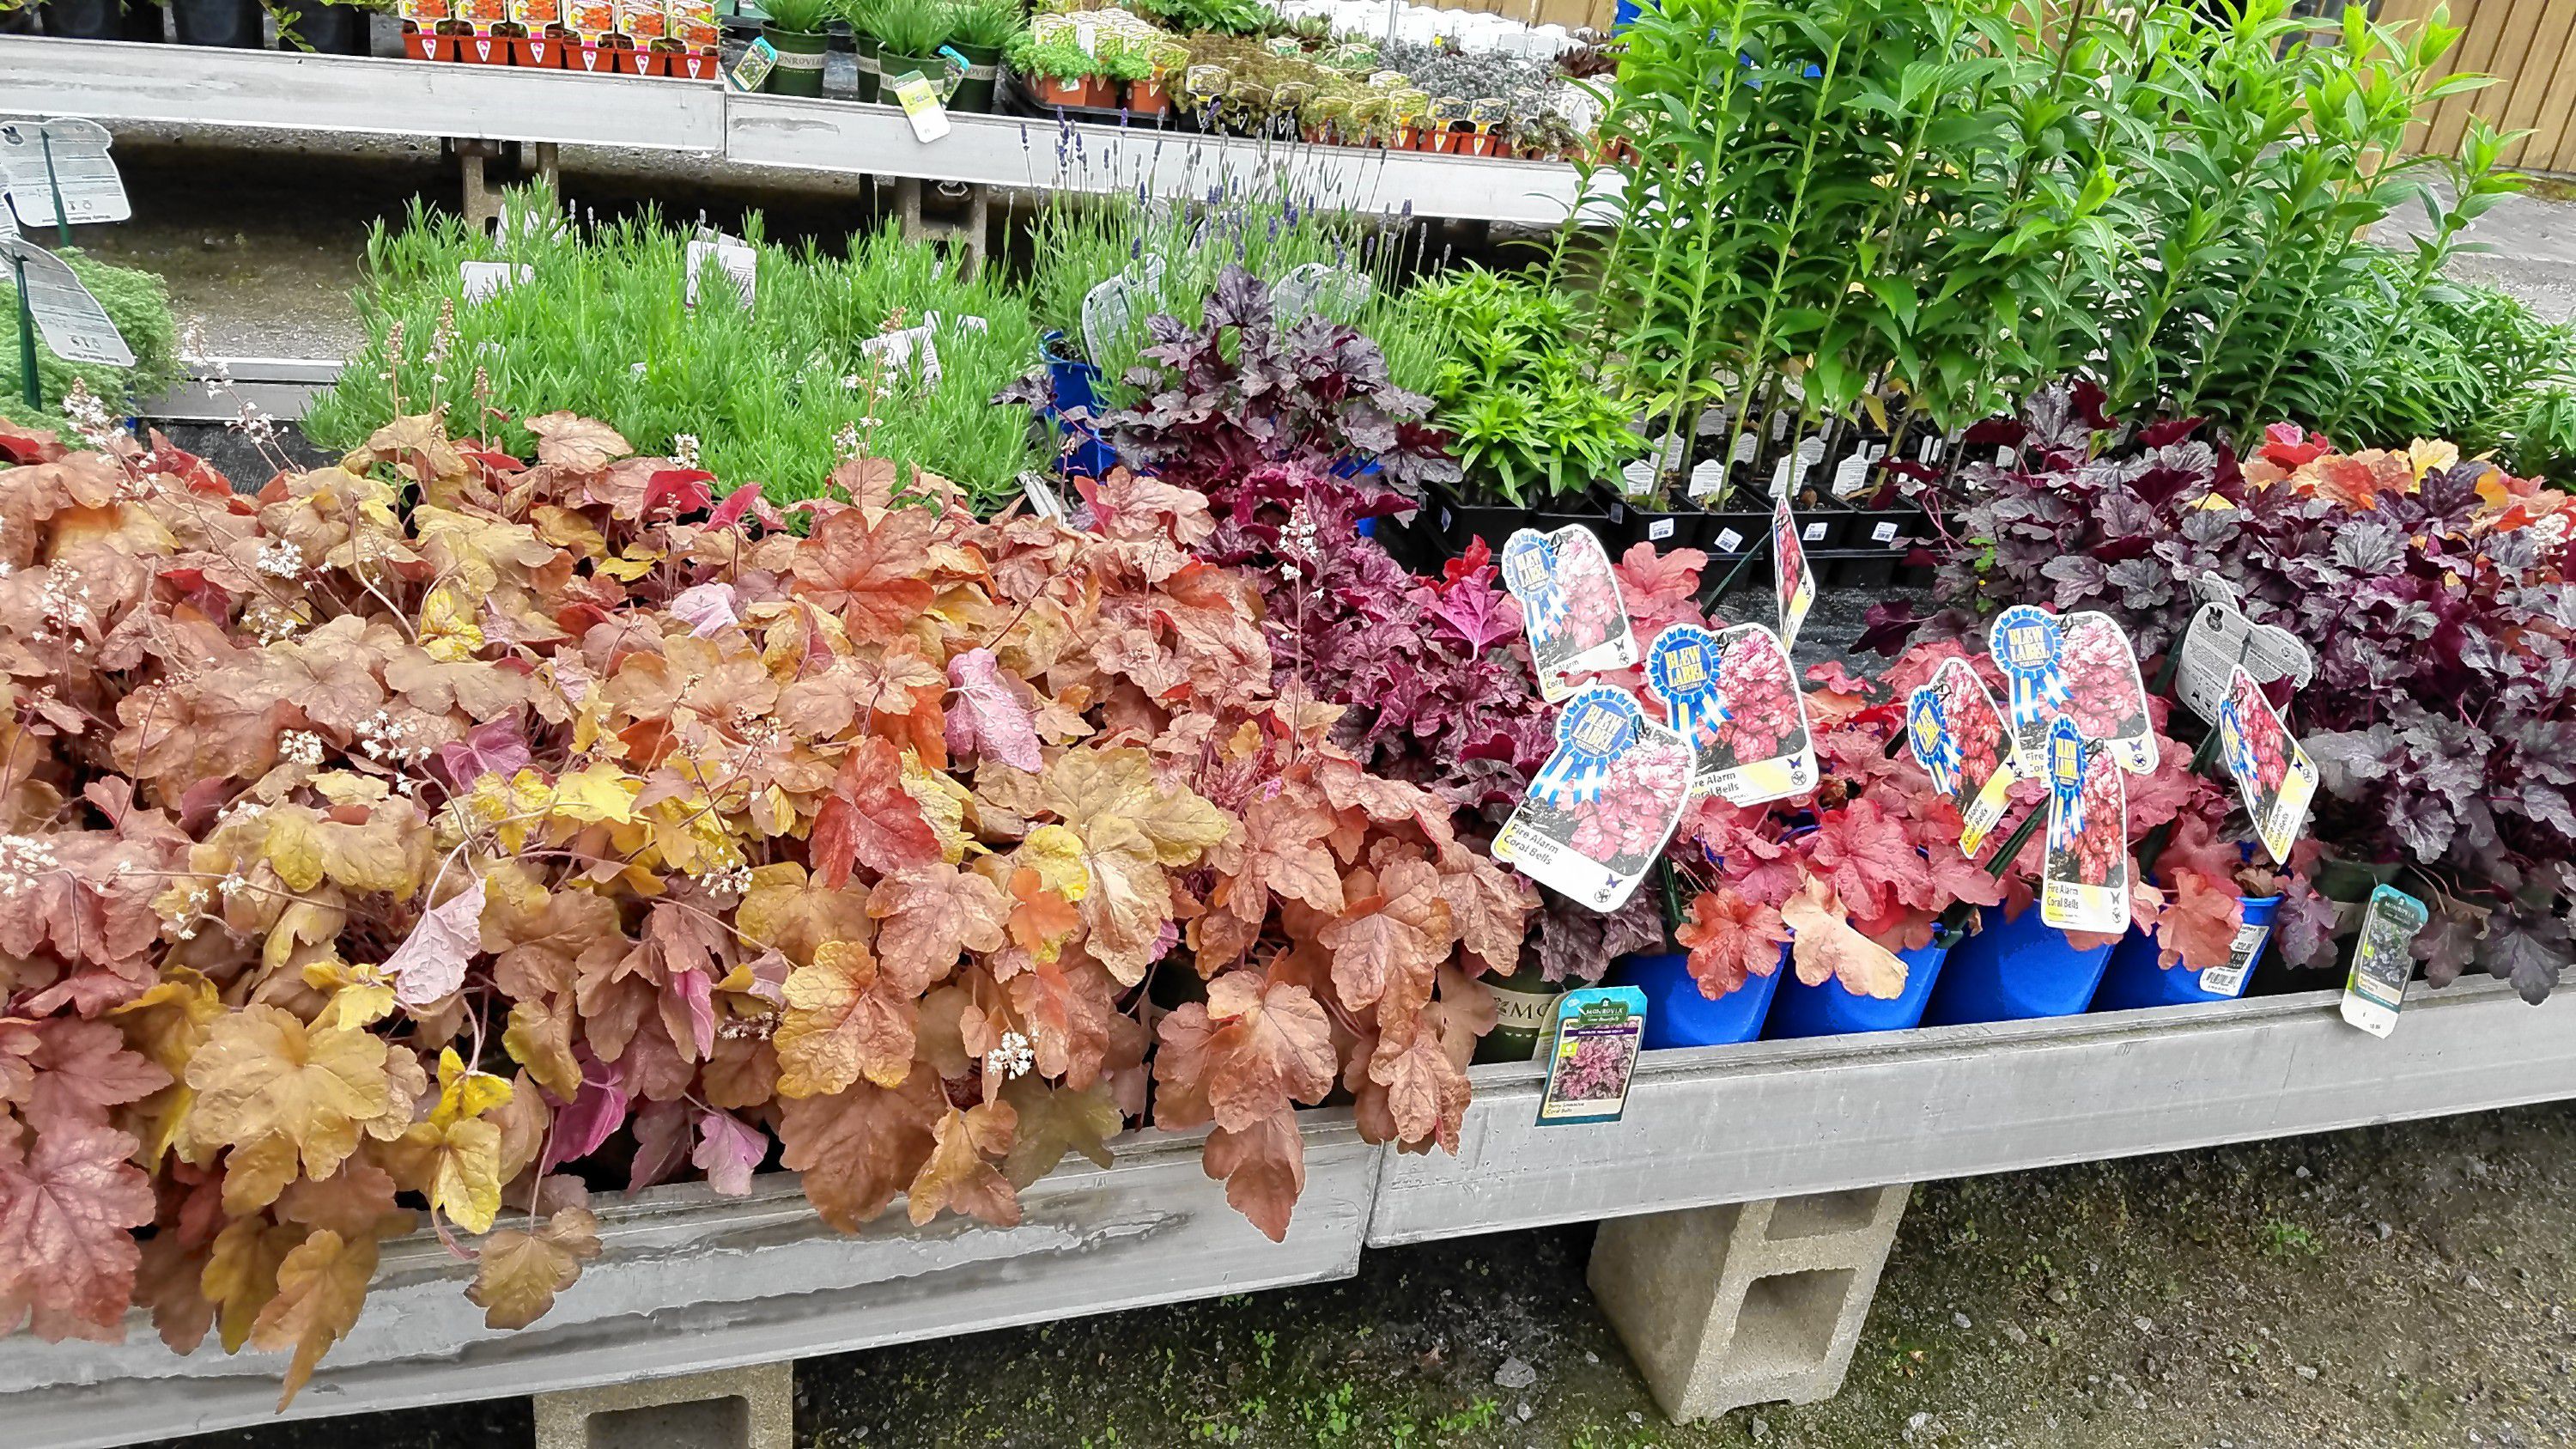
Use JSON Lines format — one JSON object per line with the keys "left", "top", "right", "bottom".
{"left": 756, "top": 0, "right": 833, "bottom": 95}
{"left": 867, "top": 0, "right": 957, "bottom": 102}
{"left": 562, "top": 0, "right": 613, "bottom": 68}
{"left": 1012, "top": 29, "right": 1098, "bottom": 110}
{"left": 1104, "top": 41, "right": 1157, "bottom": 116}
{"left": 943, "top": 0, "right": 1018, "bottom": 113}
{"left": 499, "top": 0, "right": 561, "bottom": 64}
{"left": 271, "top": 0, "right": 372, "bottom": 52}
{"left": 612, "top": 0, "right": 662, "bottom": 72}
{"left": 833, "top": 0, "right": 880, "bottom": 100}
{"left": 33, "top": 0, "right": 138, "bottom": 39}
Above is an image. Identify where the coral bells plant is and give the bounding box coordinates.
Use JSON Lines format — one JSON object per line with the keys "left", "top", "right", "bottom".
{"left": 0, "top": 409, "right": 1523, "bottom": 1397}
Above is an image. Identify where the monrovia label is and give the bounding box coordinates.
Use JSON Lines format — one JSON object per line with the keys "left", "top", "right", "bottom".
{"left": 1535, "top": 986, "right": 1647, "bottom": 1125}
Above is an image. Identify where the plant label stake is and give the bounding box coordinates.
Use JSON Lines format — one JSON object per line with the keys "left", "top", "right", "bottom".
{"left": 1680, "top": 622, "right": 1815, "bottom": 807}
{"left": 11, "top": 251, "right": 32, "bottom": 411}
{"left": 683, "top": 233, "right": 756, "bottom": 311}
{"left": 2062, "top": 611, "right": 2157, "bottom": 773}
{"left": 0, "top": 119, "right": 126, "bottom": 234}
{"left": 1771, "top": 497, "right": 1813, "bottom": 653}
{"left": 1495, "top": 685, "right": 1693, "bottom": 913}
{"left": 2339, "top": 884, "right": 2426, "bottom": 1038}
{"left": 1534, "top": 985, "right": 1647, "bottom": 1126}
{"left": 1990, "top": 603, "right": 2068, "bottom": 774}
{"left": 1502, "top": 526, "right": 1637, "bottom": 701}
{"left": 2216, "top": 665, "right": 2317, "bottom": 867}
{"left": 2, "top": 235, "right": 131, "bottom": 372}
{"left": 2173, "top": 576, "right": 2312, "bottom": 727}
{"left": 2040, "top": 717, "right": 2128, "bottom": 935}
{"left": 459, "top": 261, "right": 532, "bottom": 304}
{"left": 1906, "top": 658, "right": 2015, "bottom": 856}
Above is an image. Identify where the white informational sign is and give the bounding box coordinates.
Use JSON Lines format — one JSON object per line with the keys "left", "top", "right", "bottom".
{"left": 684, "top": 234, "right": 756, "bottom": 310}
{"left": 0, "top": 119, "right": 128, "bottom": 227}
{"left": 2175, "top": 576, "right": 2314, "bottom": 726}
{"left": 2, "top": 236, "right": 131, "bottom": 366}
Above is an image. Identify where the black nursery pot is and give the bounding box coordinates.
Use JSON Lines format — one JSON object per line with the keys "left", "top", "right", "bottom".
{"left": 1415, "top": 480, "right": 1533, "bottom": 562}
{"left": 1606, "top": 495, "right": 1716, "bottom": 552}
{"left": 276, "top": 0, "right": 368, "bottom": 52}
{"left": 170, "top": 0, "right": 261, "bottom": 45}
{"left": 1531, "top": 487, "right": 1620, "bottom": 555}
{"left": 37, "top": 0, "right": 125, "bottom": 38}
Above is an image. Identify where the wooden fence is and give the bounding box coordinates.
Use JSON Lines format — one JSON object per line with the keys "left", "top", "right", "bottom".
{"left": 2380, "top": 0, "right": 2576, "bottom": 174}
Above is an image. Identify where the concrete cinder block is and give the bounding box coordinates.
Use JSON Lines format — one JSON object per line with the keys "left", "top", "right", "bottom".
{"left": 1589, "top": 1184, "right": 1911, "bottom": 1422}
{"left": 532, "top": 1361, "right": 793, "bottom": 1449}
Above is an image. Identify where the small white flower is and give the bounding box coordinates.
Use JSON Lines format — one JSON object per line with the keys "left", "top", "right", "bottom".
{"left": 673, "top": 433, "right": 702, "bottom": 469}
{"left": 279, "top": 730, "right": 326, "bottom": 768}
{"left": 256, "top": 539, "right": 307, "bottom": 580}
{"left": 985, "top": 1030, "right": 1035, "bottom": 1081}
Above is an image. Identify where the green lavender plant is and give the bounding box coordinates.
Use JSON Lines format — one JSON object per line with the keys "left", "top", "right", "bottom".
{"left": 761, "top": 0, "right": 834, "bottom": 35}
{"left": 867, "top": 0, "right": 951, "bottom": 56}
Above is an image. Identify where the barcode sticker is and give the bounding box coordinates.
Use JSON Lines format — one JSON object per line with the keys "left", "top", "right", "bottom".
{"left": 1647, "top": 518, "right": 1674, "bottom": 542}
{"left": 1801, "top": 521, "right": 1826, "bottom": 542}
{"left": 1872, "top": 521, "right": 1899, "bottom": 544}
{"left": 1715, "top": 528, "right": 1745, "bottom": 553}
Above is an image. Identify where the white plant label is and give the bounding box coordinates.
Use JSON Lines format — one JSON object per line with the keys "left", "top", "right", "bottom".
{"left": 459, "top": 261, "right": 533, "bottom": 303}
{"left": 2, "top": 236, "right": 131, "bottom": 366}
{"left": 2175, "top": 576, "right": 2314, "bottom": 726}
{"left": 0, "top": 119, "right": 128, "bottom": 227}
{"left": 684, "top": 234, "right": 756, "bottom": 311}
{"left": 1686, "top": 457, "right": 1726, "bottom": 499}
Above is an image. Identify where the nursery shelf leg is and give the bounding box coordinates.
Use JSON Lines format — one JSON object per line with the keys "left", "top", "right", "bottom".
{"left": 1589, "top": 1184, "right": 1911, "bottom": 1422}
{"left": 893, "top": 177, "right": 989, "bottom": 279}
{"left": 532, "top": 1361, "right": 793, "bottom": 1449}
{"left": 532, "top": 141, "right": 561, "bottom": 193}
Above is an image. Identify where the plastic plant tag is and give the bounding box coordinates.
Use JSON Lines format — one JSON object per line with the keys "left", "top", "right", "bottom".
{"left": 1832, "top": 453, "right": 1871, "bottom": 498}
{"left": 459, "top": 261, "right": 533, "bottom": 303}
{"left": 1493, "top": 685, "right": 1694, "bottom": 913}
{"left": 0, "top": 119, "right": 125, "bottom": 228}
{"left": 0, "top": 197, "right": 16, "bottom": 242}
{"left": 1271, "top": 262, "right": 1372, "bottom": 326}
{"left": 1644, "top": 624, "right": 1724, "bottom": 797}
{"left": 2340, "top": 884, "right": 2426, "bottom": 1038}
{"left": 1771, "top": 498, "right": 1814, "bottom": 654}
{"left": 890, "top": 71, "right": 954, "bottom": 143}
{"left": 1017, "top": 471, "right": 1069, "bottom": 522}
{"left": 568, "top": 0, "right": 611, "bottom": 38}
{"left": 1501, "top": 527, "right": 1637, "bottom": 702}
{"left": 0, "top": 237, "right": 131, "bottom": 367}
{"left": 727, "top": 34, "right": 776, "bottom": 90}
{"left": 683, "top": 234, "right": 756, "bottom": 310}
{"left": 399, "top": 0, "right": 450, "bottom": 21}
{"left": 1697, "top": 623, "right": 1816, "bottom": 807}
{"left": 1990, "top": 603, "right": 2068, "bottom": 775}
{"left": 2175, "top": 576, "right": 2313, "bottom": 727}
{"left": 2040, "top": 718, "right": 2129, "bottom": 935}
{"left": 1906, "top": 658, "right": 2014, "bottom": 856}
{"left": 667, "top": 0, "right": 716, "bottom": 49}
{"left": 2217, "top": 666, "right": 2318, "bottom": 868}
{"left": 1534, "top": 985, "right": 1648, "bottom": 1126}
{"left": 2194, "top": 910, "right": 2274, "bottom": 1001}
{"left": 2061, "top": 611, "right": 2157, "bottom": 773}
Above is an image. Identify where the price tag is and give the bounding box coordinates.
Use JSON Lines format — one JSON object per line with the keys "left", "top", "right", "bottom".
{"left": 1871, "top": 520, "right": 1899, "bottom": 545}
{"left": 1730, "top": 433, "right": 1756, "bottom": 464}
{"left": 1647, "top": 518, "right": 1674, "bottom": 542}
{"left": 2, "top": 236, "right": 131, "bottom": 366}
{"left": 459, "top": 261, "right": 532, "bottom": 303}
{"left": 0, "top": 119, "right": 128, "bottom": 227}
{"left": 1686, "top": 457, "right": 1725, "bottom": 499}
{"left": 890, "top": 70, "right": 954, "bottom": 143}
{"left": 1801, "top": 521, "right": 1826, "bottom": 543}
{"left": 2341, "top": 886, "right": 2427, "bottom": 1038}
{"left": 1714, "top": 527, "right": 1744, "bottom": 553}
{"left": 1832, "top": 454, "right": 1871, "bottom": 498}
{"left": 684, "top": 234, "right": 756, "bottom": 310}
{"left": 727, "top": 36, "right": 777, "bottom": 92}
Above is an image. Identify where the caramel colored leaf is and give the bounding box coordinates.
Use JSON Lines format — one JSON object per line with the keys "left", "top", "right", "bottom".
{"left": 998, "top": 1075, "right": 1122, "bottom": 1190}
{"left": 1202, "top": 1112, "right": 1303, "bottom": 1244}
{"left": 867, "top": 864, "right": 1007, "bottom": 993}
{"left": 182, "top": 1006, "right": 393, "bottom": 1208}
{"left": 250, "top": 1227, "right": 380, "bottom": 1409}
{"left": 775, "top": 940, "right": 917, "bottom": 1098}
{"left": 467, "top": 1202, "right": 602, "bottom": 1330}
{"left": 776, "top": 1073, "right": 944, "bottom": 1232}
{"left": 906, "top": 1100, "right": 1019, "bottom": 1227}
{"left": 1781, "top": 882, "right": 1908, "bottom": 1000}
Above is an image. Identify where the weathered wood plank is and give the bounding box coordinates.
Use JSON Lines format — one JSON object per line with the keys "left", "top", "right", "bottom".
{"left": 0, "top": 1118, "right": 1381, "bottom": 1449}
{"left": 1366, "top": 982, "right": 2576, "bottom": 1247}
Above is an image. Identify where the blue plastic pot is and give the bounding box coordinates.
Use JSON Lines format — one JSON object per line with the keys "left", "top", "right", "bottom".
{"left": 1612, "top": 0, "right": 1641, "bottom": 29}
{"left": 1765, "top": 935, "right": 1954, "bottom": 1038}
{"left": 1036, "top": 331, "right": 1118, "bottom": 479}
{"left": 2091, "top": 894, "right": 2281, "bottom": 1011}
{"left": 1921, "top": 904, "right": 2118, "bottom": 1026}
{"left": 1613, "top": 946, "right": 1787, "bottom": 1050}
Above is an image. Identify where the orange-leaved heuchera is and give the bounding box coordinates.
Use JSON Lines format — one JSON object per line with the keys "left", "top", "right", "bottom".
{"left": 0, "top": 411, "right": 1530, "bottom": 1403}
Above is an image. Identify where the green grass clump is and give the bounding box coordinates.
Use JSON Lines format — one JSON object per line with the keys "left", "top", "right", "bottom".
{"left": 303, "top": 184, "right": 1040, "bottom": 508}
{"left": 0, "top": 249, "right": 181, "bottom": 429}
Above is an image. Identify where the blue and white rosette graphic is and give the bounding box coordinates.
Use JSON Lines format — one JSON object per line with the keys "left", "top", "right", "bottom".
{"left": 2218, "top": 693, "right": 2260, "bottom": 790}
{"left": 1500, "top": 529, "right": 1568, "bottom": 642}
{"left": 1905, "top": 685, "right": 1961, "bottom": 799}
{"left": 1990, "top": 604, "right": 2069, "bottom": 741}
{"left": 1645, "top": 624, "right": 1728, "bottom": 748}
{"left": 2044, "top": 715, "right": 2087, "bottom": 855}
{"left": 1529, "top": 686, "right": 1643, "bottom": 807}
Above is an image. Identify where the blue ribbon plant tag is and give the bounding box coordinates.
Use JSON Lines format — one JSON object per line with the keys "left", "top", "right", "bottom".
{"left": 2217, "top": 664, "right": 2318, "bottom": 868}
{"left": 1503, "top": 526, "right": 1638, "bottom": 702}
{"left": 1905, "top": 658, "right": 2015, "bottom": 856}
{"left": 1495, "top": 685, "right": 1695, "bottom": 913}
{"left": 1990, "top": 603, "right": 2069, "bottom": 775}
{"left": 2039, "top": 715, "right": 2128, "bottom": 934}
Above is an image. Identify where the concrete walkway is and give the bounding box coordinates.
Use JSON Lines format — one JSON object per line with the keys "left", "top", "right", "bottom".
{"left": 2375, "top": 176, "right": 2576, "bottom": 322}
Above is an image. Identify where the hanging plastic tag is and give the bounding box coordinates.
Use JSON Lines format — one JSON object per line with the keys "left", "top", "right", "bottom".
{"left": 1535, "top": 986, "right": 1648, "bottom": 1126}
{"left": 2340, "top": 885, "right": 2426, "bottom": 1038}
{"left": 1494, "top": 686, "right": 1695, "bottom": 913}
{"left": 0, "top": 237, "right": 130, "bottom": 366}
{"left": 1990, "top": 604, "right": 2068, "bottom": 775}
{"left": 2061, "top": 611, "right": 2158, "bottom": 773}
{"left": 727, "top": 36, "right": 776, "bottom": 91}
{"left": 890, "top": 69, "right": 955, "bottom": 143}
{"left": 1906, "top": 658, "right": 2015, "bottom": 857}
{"left": 2217, "top": 665, "right": 2318, "bottom": 868}
{"left": 2174, "top": 576, "right": 2314, "bottom": 726}
{"left": 2040, "top": 719, "right": 2129, "bottom": 934}
{"left": 1502, "top": 526, "right": 1637, "bottom": 701}
{"left": 0, "top": 119, "right": 127, "bottom": 227}
{"left": 1771, "top": 497, "right": 1814, "bottom": 654}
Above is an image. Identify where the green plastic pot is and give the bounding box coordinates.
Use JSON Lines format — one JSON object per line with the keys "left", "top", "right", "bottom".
{"left": 949, "top": 39, "right": 997, "bottom": 113}
{"left": 851, "top": 31, "right": 879, "bottom": 103}
{"left": 761, "top": 23, "right": 829, "bottom": 96}
{"left": 878, "top": 47, "right": 956, "bottom": 108}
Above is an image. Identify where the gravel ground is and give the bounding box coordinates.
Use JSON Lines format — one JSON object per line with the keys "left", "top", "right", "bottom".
{"left": 70, "top": 137, "right": 2576, "bottom": 1449}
